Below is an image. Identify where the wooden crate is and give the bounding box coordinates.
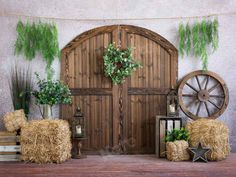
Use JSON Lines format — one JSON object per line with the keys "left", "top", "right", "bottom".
{"left": 0, "top": 131, "right": 21, "bottom": 161}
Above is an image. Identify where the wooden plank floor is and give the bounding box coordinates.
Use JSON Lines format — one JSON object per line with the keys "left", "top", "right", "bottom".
{"left": 0, "top": 154, "right": 236, "bottom": 177}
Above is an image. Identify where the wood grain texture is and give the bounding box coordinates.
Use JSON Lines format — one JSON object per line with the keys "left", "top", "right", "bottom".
{"left": 0, "top": 155, "right": 236, "bottom": 177}
{"left": 61, "top": 25, "right": 178, "bottom": 154}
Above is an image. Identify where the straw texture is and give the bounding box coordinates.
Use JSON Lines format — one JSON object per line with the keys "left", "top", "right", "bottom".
{"left": 166, "top": 140, "right": 190, "bottom": 161}
{"left": 3, "top": 109, "right": 27, "bottom": 131}
{"left": 21, "top": 119, "right": 72, "bottom": 164}
{"left": 186, "top": 119, "right": 230, "bottom": 161}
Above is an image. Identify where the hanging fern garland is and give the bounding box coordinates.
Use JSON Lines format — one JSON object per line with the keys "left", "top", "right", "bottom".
{"left": 212, "top": 19, "right": 219, "bottom": 50}
{"left": 15, "top": 20, "right": 60, "bottom": 80}
{"left": 103, "top": 43, "right": 142, "bottom": 85}
{"left": 178, "top": 23, "right": 185, "bottom": 57}
{"left": 178, "top": 18, "right": 219, "bottom": 70}
{"left": 185, "top": 23, "right": 191, "bottom": 55}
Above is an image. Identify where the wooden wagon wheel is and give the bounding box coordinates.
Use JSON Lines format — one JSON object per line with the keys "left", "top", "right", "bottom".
{"left": 178, "top": 70, "right": 229, "bottom": 120}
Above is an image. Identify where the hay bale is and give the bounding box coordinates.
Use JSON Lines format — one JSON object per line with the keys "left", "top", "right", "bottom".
{"left": 166, "top": 140, "right": 190, "bottom": 161}
{"left": 186, "top": 119, "right": 230, "bottom": 161}
{"left": 21, "top": 119, "right": 72, "bottom": 164}
{"left": 3, "top": 110, "right": 27, "bottom": 131}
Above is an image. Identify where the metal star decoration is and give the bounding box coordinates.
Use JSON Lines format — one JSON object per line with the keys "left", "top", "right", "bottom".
{"left": 189, "top": 142, "right": 211, "bottom": 162}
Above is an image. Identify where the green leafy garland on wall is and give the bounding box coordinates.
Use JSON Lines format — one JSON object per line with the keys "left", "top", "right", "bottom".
{"left": 15, "top": 20, "right": 60, "bottom": 80}
{"left": 178, "top": 18, "right": 219, "bottom": 70}
{"left": 103, "top": 43, "right": 142, "bottom": 84}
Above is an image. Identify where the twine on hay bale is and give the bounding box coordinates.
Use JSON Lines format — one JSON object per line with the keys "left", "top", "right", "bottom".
{"left": 3, "top": 109, "right": 27, "bottom": 132}
{"left": 21, "top": 119, "right": 72, "bottom": 164}
{"left": 186, "top": 118, "right": 230, "bottom": 161}
{"left": 166, "top": 140, "right": 190, "bottom": 161}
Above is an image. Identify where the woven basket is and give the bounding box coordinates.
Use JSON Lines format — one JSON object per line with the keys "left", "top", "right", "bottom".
{"left": 3, "top": 110, "right": 27, "bottom": 131}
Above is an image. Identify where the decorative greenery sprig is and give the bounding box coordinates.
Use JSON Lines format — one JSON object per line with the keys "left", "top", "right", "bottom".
{"left": 32, "top": 73, "right": 72, "bottom": 106}
{"left": 15, "top": 21, "right": 60, "bottom": 80}
{"left": 178, "top": 18, "right": 219, "bottom": 70}
{"left": 165, "top": 128, "right": 189, "bottom": 142}
{"left": 103, "top": 43, "right": 142, "bottom": 84}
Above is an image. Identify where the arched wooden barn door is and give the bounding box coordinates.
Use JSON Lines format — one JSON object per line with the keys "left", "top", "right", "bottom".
{"left": 61, "top": 25, "right": 178, "bottom": 154}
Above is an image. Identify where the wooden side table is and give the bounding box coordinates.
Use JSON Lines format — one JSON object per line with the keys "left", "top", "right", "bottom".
{"left": 72, "top": 137, "right": 87, "bottom": 159}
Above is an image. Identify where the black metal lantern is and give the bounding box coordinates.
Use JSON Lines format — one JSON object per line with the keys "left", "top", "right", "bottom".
{"left": 166, "top": 87, "right": 179, "bottom": 117}
{"left": 72, "top": 106, "right": 86, "bottom": 138}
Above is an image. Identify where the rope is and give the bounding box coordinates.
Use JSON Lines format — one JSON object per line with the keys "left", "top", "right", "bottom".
{"left": 118, "top": 85, "right": 126, "bottom": 153}
{"left": 1, "top": 11, "right": 236, "bottom": 22}
{"left": 65, "top": 53, "right": 70, "bottom": 85}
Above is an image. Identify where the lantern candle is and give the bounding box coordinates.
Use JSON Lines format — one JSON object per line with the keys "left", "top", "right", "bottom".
{"left": 76, "top": 125, "right": 82, "bottom": 135}
{"left": 169, "top": 103, "right": 176, "bottom": 113}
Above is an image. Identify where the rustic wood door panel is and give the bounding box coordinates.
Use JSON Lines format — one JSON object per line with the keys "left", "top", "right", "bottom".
{"left": 61, "top": 25, "right": 178, "bottom": 154}
{"left": 121, "top": 26, "right": 177, "bottom": 153}
{"left": 125, "top": 95, "right": 166, "bottom": 153}
{"left": 74, "top": 95, "right": 113, "bottom": 151}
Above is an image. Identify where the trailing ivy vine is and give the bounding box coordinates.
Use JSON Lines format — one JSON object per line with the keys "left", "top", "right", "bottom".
{"left": 103, "top": 43, "right": 142, "bottom": 84}
{"left": 178, "top": 18, "right": 219, "bottom": 70}
{"left": 15, "top": 20, "right": 60, "bottom": 79}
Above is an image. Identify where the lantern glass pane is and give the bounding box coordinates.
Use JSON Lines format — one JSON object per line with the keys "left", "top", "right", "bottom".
{"left": 167, "top": 120, "right": 173, "bottom": 132}
{"left": 175, "top": 120, "right": 181, "bottom": 129}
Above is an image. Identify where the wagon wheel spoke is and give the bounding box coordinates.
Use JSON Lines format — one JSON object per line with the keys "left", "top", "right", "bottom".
{"left": 210, "top": 94, "right": 225, "bottom": 98}
{"left": 204, "top": 102, "right": 210, "bottom": 117}
{"left": 208, "top": 99, "right": 221, "bottom": 110}
{"left": 208, "top": 83, "right": 220, "bottom": 93}
{"left": 196, "top": 101, "right": 202, "bottom": 116}
{"left": 204, "top": 76, "right": 210, "bottom": 90}
{"left": 186, "top": 98, "right": 197, "bottom": 108}
{"left": 186, "top": 82, "right": 199, "bottom": 93}
{"left": 182, "top": 94, "right": 197, "bottom": 97}
{"left": 195, "top": 76, "right": 202, "bottom": 90}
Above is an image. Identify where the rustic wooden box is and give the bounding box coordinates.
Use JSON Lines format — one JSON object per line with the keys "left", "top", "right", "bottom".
{"left": 155, "top": 116, "right": 182, "bottom": 158}
{"left": 0, "top": 131, "right": 21, "bottom": 161}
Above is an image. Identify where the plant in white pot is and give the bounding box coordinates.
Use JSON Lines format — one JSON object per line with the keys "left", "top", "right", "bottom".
{"left": 32, "top": 73, "right": 72, "bottom": 119}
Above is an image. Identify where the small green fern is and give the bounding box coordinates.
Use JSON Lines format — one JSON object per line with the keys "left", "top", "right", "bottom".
{"left": 165, "top": 128, "right": 189, "bottom": 142}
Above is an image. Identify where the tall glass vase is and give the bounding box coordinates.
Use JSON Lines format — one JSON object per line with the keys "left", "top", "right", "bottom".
{"left": 42, "top": 104, "right": 53, "bottom": 119}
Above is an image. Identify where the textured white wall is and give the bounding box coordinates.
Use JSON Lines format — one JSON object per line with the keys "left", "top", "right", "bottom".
{"left": 0, "top": 0, "right": 236, "bottom": 151}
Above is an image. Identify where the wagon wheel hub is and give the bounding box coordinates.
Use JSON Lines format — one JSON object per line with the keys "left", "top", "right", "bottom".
{"left": 198, "top": 90, "right": 209, "bottom": 102}
{"left": 178, "top": 70, "right": 229, "bottom": 120}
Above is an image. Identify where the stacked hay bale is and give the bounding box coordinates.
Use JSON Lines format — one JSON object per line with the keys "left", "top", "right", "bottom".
{"left": 186, "top": 119, "right": 230, "bottom": 161}
{"left": 166, "top": 140, "right": 190, "bottom": 161}
{"left": 21, "top": 119, "right": 72, "bottom": 164}
{"left": 3, "top": 110, "right": 27, "bottom": 132}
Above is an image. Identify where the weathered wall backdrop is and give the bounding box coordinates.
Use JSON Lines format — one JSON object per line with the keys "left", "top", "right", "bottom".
{"left": 0, "top": 0, "right": 236, "bottom": 151}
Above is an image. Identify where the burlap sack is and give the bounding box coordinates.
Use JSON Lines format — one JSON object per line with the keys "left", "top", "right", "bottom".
{"left": 3, "top": 109, "right": 27, "bottom": 131}
{"left": 166, "top": 140, "right": 190, "bottom": 161}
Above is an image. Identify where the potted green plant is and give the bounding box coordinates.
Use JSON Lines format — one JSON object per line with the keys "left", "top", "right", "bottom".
{"left": 32, "top": 73, "right": 72, "bottom": 119}
{"left": 165, "top": 128, "right": 190, "bottom": 161}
